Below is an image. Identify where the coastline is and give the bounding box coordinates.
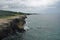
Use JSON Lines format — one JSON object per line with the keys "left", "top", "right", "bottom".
{"left": 0, "top": 15, "right": 27, "bottom": 40}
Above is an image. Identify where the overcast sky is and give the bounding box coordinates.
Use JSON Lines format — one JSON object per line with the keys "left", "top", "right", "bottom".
{"left": 0, "top": 0, "right": 60, "bottom": 14}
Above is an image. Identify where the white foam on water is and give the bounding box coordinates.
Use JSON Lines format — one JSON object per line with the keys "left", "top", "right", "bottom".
{"left": 24, "top": 26, "right": 29, "bottom": 31}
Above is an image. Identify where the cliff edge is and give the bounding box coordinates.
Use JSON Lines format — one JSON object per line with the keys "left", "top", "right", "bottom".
{"left": 0, "top": 15, "right": 27, "bottom": 40}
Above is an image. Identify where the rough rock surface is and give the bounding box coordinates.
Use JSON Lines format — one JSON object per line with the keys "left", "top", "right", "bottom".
{"left": 0, "top": 15, "right": 27, "bottom": 40}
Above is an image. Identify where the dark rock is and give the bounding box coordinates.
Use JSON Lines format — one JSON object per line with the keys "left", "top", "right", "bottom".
{"left": 0, "top": 15, "right": 27, "bottom": 40}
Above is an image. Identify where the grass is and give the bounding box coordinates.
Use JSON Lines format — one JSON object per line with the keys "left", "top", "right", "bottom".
{"left": 0, "top": 14, "right": 21, "bottom": 19}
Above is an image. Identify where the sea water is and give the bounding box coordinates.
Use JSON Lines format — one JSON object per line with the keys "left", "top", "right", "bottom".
{"left": 3, "top": 14, "right": 60, "bottom": 40}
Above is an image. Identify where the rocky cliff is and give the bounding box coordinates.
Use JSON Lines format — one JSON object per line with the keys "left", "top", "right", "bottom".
{"left": 0, "top": 15, "right": 27, "bottom": 40}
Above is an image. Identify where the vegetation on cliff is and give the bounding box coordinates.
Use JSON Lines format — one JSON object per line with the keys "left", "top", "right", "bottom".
{"left": 0, "top": 10, "right": 33, "bottom": 18}
{"left": 0, "top": 15, "right": 27, "bottom": 40}
{"left": 0, "top": 10, "right": 29, "bottom": 40}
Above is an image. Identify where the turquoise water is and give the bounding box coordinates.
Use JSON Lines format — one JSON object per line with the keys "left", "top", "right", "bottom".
{"left": 3, "top": 14, "right": 60, "bottom": 40}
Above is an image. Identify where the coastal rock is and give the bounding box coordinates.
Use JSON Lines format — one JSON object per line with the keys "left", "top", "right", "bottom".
{"left": 0, "top": 15, "right": 27, "bottom": 40}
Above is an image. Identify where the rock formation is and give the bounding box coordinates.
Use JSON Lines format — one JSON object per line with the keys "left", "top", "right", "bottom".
{"left": 0, "top": 15, "right": 27, "bottom": 40}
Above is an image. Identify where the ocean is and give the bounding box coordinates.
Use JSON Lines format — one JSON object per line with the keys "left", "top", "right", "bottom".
{"left": 3, "top": 14, "right": 60, "bottom": 40}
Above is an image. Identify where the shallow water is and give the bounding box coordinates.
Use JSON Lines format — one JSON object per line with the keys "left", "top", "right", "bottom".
{"left": 3, "top": 14, "right": 60, "bottom": 40}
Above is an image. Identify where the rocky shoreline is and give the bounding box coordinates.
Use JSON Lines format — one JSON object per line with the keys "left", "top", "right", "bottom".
{"left": 0, "top": 15, "right": 27, "bottom": 40}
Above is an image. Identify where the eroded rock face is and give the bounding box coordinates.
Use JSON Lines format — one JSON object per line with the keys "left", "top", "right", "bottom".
{"left": 0, "top": 15, "right": 27, "bottom": 40}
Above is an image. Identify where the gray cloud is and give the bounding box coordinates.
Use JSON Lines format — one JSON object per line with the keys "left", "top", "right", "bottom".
{"left": 0, "top": 0, "right": 60, "bottom": 13}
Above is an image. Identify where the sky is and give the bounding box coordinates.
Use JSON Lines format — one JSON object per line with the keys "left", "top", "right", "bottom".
{"left": 0, "top": 0, "right": 60, "bottom": 14}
